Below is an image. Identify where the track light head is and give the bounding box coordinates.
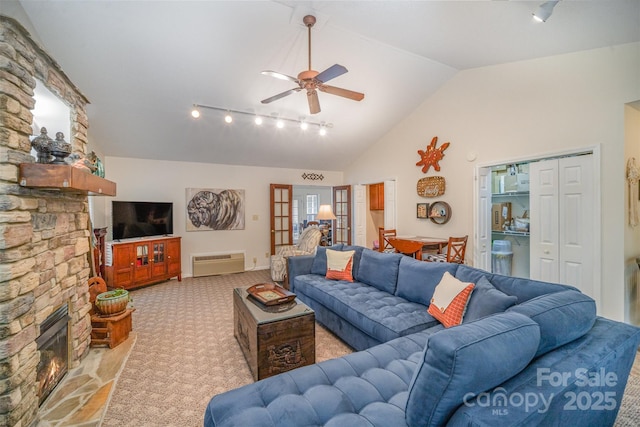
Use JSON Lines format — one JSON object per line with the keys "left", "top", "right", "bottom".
{"left": 533, "top": 1, "right": 559, "bottom": 23}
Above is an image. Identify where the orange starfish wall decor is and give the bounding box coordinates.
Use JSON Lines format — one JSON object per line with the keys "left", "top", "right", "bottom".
{"left": 416, "top": 136, "right": 450, "bottom": 173}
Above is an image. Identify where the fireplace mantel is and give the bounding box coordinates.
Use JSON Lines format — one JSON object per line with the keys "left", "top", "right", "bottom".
{"left": 19, "top": 163, "right": 117, "bottom": 196}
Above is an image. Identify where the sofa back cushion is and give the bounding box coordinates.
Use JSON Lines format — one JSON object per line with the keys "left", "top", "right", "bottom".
{"left": 508, "top": 289, "right": 596, "bottom": 357}
{"left": 463, "top": 276, "right": 518, "bottom": 322}
{"left": 454, "top": 264, "right": 577, "bottom": 303}
{"left": 396, "top": 257, "right": 459, "bottom": 306}
{"left": 405, "top": 312, "right": 540, "bottom": 427}
{"left": 310, "top": 244, "right": 344, "bottom": 275}
{"left": 355, "top": 249, "right": 403, "bottom": 294}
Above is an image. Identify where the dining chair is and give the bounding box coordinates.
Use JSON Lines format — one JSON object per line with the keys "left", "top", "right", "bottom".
{"left": 423, "top": 235, "right": 468, "bottom": 264}
{"left": 378, "top": 228, "right": 397, "bottom": 253}
{"left": 388, "top": 238, "right": 424, "bottom": 259}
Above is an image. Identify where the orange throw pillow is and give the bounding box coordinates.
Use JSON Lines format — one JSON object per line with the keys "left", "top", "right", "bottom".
{"left": 326, "top": 249, "right": 355, "bottom": 282}
{"left": 428, "top": 272, "right": 475, "bottom": 328}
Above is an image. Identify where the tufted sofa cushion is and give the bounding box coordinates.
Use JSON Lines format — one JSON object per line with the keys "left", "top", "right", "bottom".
{"left": 295, "top": 275, "right": 439, "bottom": 343}
{"left": 204, "top": 330, "right": 437, "bottom": 427}
{"left": 405, "top": 312, "right": 541, "bottom": 427}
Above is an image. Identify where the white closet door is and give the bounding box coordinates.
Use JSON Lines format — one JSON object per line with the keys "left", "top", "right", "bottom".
{"left": 530, "top": 155, "right": 594, "bottom": 293}
{"left": 353, "top": 184, "right": 367, "bottom": 247}
{"left": 476, "top": 167, "right": 492, "bottom": 271}
{"left": 530, "top": 159, "right": 560, "bottom": 282}
{"left": 383, "top": 180, "right": 396, "bottom": 230}
{"left": 558, "top": 155, "right": 594, "bottom": 295}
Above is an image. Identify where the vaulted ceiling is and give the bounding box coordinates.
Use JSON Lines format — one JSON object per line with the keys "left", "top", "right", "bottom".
{"left": 15, "top": 1, "right": 640, "bottom": 171}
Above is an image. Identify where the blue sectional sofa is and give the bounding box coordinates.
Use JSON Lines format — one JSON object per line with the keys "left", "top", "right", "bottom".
{"left": 205, "top": 245, "right": 640, "bottom": 426}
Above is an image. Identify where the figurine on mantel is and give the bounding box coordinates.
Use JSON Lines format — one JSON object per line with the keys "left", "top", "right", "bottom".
{"left": 49, "top": 132, "right": 71, "bottom": 164}
{"left": 66, "top": 152, "right": 96, "bottom": 172}
{"left": 30, "top": 127, "right": 53, "bottom": 164}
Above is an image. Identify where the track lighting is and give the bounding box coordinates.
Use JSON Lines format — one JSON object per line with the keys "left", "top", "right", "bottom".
{"left": 533, "top": 1, "right": 559, "bottom": 23}
{"left": 190, "top": 104, "right": 332, "bottom": 134}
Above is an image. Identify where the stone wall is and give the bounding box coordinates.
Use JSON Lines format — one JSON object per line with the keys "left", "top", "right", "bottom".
{"left": 0, "top": 16, "right": 94, "bottom": 427}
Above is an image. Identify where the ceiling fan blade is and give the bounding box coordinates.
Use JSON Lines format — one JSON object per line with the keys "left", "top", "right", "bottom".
{"left": 318, "top": 84, "right": 365, "bottom": 101}
{"left": 261, "top": 88, "right": 301, "bottom": 104}
{"left": 315, "top": 64, "right": 348, "bottom": 83}
{"left": 261, "top": 70, "right": 300, "bottom": 84}
{"left": 307, "top": 90, "right": 321, "bottom": 114}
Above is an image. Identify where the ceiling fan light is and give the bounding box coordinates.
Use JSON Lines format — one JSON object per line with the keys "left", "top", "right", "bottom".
{"left": 224, "top": 114, "right": 233, "bottom": 123}
{"left": 254, "top": 116, "right": 263, "bottom": 125}
{"left": 191, "top": 108, "right": 200, "bottom": 119}
{"left": 276, "top": 119, "right": 285, "bottom": 129}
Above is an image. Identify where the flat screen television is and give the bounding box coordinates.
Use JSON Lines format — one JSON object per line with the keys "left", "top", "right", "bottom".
{"left": 112, "top": 201, "right": 173, "bottom": 240}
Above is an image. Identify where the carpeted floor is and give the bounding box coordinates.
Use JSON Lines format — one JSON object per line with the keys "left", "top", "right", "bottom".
{"left": 102, "top": 270, "right": 640, "bottom": 426}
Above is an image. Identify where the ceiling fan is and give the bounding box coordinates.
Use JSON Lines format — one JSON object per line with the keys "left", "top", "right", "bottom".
{"left": 261, "top": 15, "right": 365, "bottom": 115}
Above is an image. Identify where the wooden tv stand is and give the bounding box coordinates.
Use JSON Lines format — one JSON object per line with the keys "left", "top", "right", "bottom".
{"left": 105, "top": 236, "right": 181, "bottom": 290}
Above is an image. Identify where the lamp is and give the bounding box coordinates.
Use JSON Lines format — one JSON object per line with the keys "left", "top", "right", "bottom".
{"left": 316, "top": 204, "right": 336, "bottom": 220}
{"left": 533, "top": 1, "right": 559, "bottom": 23}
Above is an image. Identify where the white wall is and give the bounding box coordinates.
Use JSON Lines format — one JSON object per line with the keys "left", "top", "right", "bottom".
{"left": 103, "top": 156, "right": 342, "bottom": 275}
{"left": 345, "top": 43, "right": 640, "bottom": 322}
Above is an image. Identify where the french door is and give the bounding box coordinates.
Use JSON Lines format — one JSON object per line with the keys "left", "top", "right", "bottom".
{"left": 333, "top": 186, "right": 351, "bottom": 245}
{"left": 270, "top": 184, "right": 292, "bottom": 255}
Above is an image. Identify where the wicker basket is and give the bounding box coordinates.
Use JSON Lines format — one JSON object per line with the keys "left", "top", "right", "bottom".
{"left": 417, "top": 176, "right": 445, "bottom": 198}
{"left": 95, "top": 290, "right": 129, "bottom": 316}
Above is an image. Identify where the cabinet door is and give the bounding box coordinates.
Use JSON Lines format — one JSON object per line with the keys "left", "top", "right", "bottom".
{"left": 369, "top": 183, "right": 384, "bottom": 210}
{"left": 166, "top": 238, "right": 181, "bottom": 278}
{"left": 133, "top": 242, "right": 152, "bottom": 283}
{"left": 151, "top": 241, "right": 167, "bottom": 277}
{"left": 112, "top": 243, "right": 135, "bottom": 288}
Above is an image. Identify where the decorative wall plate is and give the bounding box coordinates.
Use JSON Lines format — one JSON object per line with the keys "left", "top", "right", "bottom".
{"left": 417, "top": 176, "right": 445, "bottom": 198}
{"left": 429, "top": 201, "right": 452, "bottom": 225}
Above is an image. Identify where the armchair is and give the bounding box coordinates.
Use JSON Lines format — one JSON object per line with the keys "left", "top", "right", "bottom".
{"left": 270, "top": 225, "right": 322, "bottom": 281}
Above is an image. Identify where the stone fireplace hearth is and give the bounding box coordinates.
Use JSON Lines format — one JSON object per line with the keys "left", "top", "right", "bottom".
{"left": 1, "top": 16, "right": 97, "bottom": 426}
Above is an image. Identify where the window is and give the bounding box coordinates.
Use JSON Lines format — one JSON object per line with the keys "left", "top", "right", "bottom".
{"left": 306, "top": 194, "right": 319, "bottom": 222}
{"left": 292, "top": 199, "right": 300, "bottom": 242}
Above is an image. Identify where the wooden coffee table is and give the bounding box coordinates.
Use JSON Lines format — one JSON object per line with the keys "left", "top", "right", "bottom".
{"left": 233, "top": 286, "right": 315, "bottom": 381}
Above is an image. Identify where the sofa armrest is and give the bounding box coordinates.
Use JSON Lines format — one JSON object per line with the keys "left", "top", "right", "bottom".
{"left": 287, "top": 255, "right": 314, "bottom": 292}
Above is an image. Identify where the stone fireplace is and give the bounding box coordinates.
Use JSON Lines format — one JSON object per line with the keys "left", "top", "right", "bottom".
{"left": 1, "top": 16, "right": 96, "bottom": 426}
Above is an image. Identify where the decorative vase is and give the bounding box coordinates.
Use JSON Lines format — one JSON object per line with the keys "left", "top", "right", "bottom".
{"left": 95, "top": 289, "right": 129, "bottom": 316}
{"left": 49, "top": 132, "right": 71, "bottom": 164}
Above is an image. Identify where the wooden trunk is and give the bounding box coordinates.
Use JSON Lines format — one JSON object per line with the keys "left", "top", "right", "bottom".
{"left": 233, "top": 287, "right": 315, "bottom": 381}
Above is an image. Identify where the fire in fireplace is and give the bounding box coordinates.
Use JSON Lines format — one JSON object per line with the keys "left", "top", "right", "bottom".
{"left": 36, "top": 304, "right": 69, "bottom": 406}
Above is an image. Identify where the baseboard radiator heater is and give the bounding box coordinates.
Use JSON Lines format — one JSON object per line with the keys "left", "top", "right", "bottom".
{"left": 192, "top": 253, "right": 245, "bottom": 277}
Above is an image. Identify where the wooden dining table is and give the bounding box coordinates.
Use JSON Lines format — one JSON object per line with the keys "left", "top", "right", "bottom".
{"left": 389, "top": 236, "right": 449, "bottom": 259}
